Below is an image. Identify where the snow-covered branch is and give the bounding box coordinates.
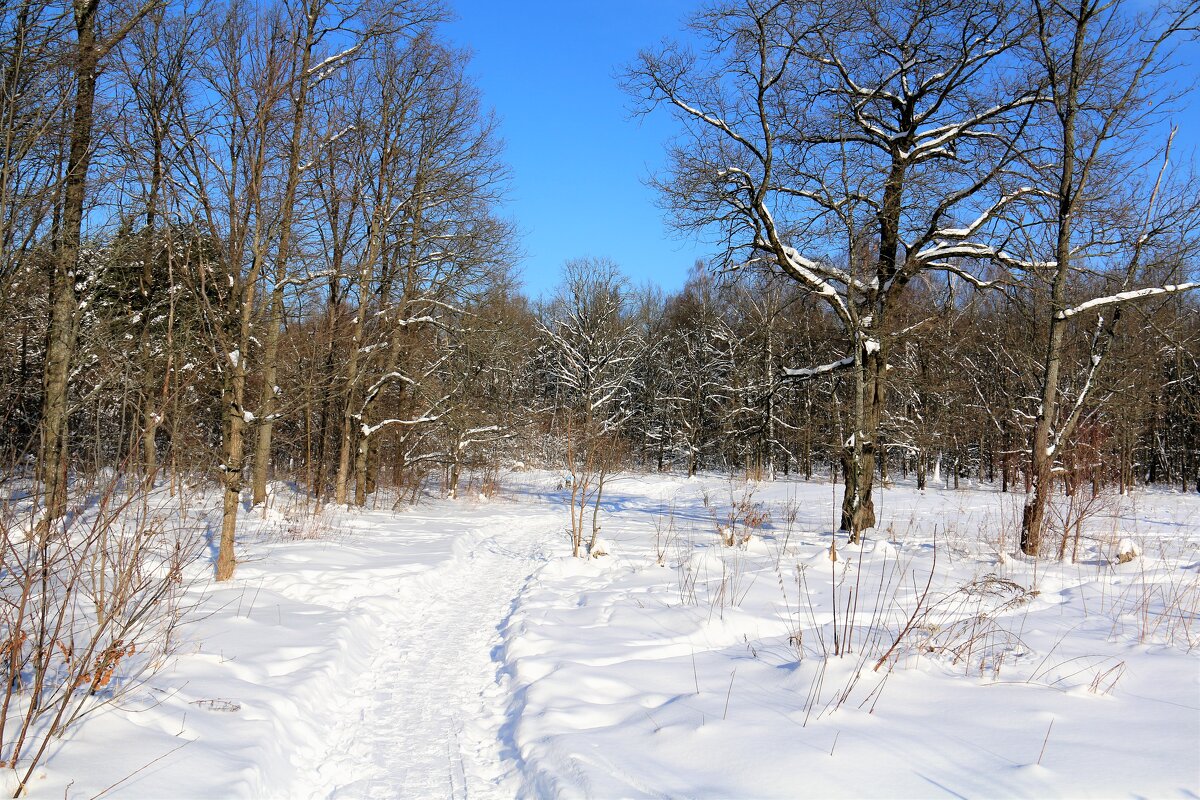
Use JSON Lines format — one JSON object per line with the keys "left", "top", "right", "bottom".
{"left": 1055, "top": 282, "right": 1200, "bottom": 320}
{"left": 360, "top": 397, "right": 452, "bottom": 438}
{"left": 782, "top": 354, "right": 856, "bottom": 382}
{"left": 305, "top": 42, "right": 364, "bottom": 82}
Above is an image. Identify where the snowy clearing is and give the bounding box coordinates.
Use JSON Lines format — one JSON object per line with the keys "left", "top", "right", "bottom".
{"left": 10, "top": 472, "right": 1200, "bottom": 798}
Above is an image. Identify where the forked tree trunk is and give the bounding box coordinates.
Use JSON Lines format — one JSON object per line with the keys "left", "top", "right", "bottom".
{"left": 334, "top": 193, "right": 394, "bottom": 504}
{"left": 1022, "top": 3, "right": 1084, "bottom": 557}
{"left": 334, "top": 270, "right": 373, "bottom": 505}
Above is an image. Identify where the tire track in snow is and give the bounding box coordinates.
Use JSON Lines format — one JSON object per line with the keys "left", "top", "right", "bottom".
{"left": 305, "top": 510, "right": 554, "bottom": 799}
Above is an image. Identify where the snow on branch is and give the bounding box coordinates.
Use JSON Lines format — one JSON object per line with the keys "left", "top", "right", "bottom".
{"left": 660, "top": 90, "right": 765, "bottom": 164}
{"left": 925, "top": 260, "right": 1004, "bottom": 289}
{"left": 1055, "top": 282, "right": 1200, "bottom": 320}
{"left": 276, "top": 270, "right": 335, "bottom": 290}
{"left": 305, "top": 42, "right": 364, "bottom": 82}
{"left": 360, "top": 398, "right": 451, "bottom": 438}
{"left": 457, "top": 426, "right": 516, "bottom": 451}
{"left": 932, "top": 187, "right": 1043, "bottom": 240}
{"left": 395, "top": 315, "right": 439, "bottom": 327}
{"left": 299, "top": 126, "right": 356, "bottom": 172}
{"left": 752, "top": 240, "right": 853, "bottom": 326}
{"left": 782, "top": 354, "right": 856, "bottom": 382}
{"left": 358, "top": 371, "right": 417, "bottom": 414}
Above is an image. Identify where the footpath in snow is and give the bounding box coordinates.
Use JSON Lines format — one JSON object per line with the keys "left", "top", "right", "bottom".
{"left": 32, "top": 483, "right": 560, "bottom": 798}
{"left": 307, "top": 504, "right": 553, "bottom": 799}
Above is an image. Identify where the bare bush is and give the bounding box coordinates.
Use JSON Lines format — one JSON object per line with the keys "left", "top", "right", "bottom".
{"left": 0, "top": 477, "right": 199, "bottom": 795}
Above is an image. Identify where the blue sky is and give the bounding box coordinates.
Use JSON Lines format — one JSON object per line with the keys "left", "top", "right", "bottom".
{"left": 443, "top": 1, "right": 708, "bottom": 299}
{"left": 444, "top": 2, "right": 1200, "bottom": 301}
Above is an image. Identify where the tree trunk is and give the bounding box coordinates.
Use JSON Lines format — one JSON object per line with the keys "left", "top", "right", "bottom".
{"left": 588, "top": 468, "right": 606, "bottom": 555}
{"left": 251, "top": 292, "right": 282, "bottom": 506}
{"left": 1022, "top": 0, "right": 1092, "bottom": 557}
{"left": 353, "top": 433, "right": 369, "bottom": 506}
{"left": 41, "top": 8, "right": 101, "bottom": 524}
{"left": 764, "top": 315, "right": 776, "bottom": 481}
{"left": 448, "top": 458, "right": 460, "bottom": 499}
{"left": 216, "top": 359, "right": 247, "bottom": 581}
{"left": 136, "top": 127, "right": 165, "bottom": 484}
{"left": 251, "top": 4, "right": 319, "bottom": 507}
{"left": 840, "top": 350, "right": 882, "bottom": 539}
{"left": 878, "top": 433, "right": 888, "bottom": 484}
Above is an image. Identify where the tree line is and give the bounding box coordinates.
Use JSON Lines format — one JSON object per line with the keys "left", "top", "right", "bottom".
{"left": 1, "top": 0, "right": 1198, "bottom": 579}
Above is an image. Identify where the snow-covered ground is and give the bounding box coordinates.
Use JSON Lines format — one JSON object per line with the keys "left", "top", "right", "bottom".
{"left": 12, "top": 472, "right": 1200, "bottom": 798}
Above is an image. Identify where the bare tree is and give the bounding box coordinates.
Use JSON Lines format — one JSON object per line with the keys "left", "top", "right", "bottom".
{"left": 39, "top": 0, "right": 161, "bottom": 524}
{"left": 246, "top": 0, "right": 442, "bottom": 506}
{"left": 111, "top": 0, "right": 206, "bottom": 483}
{"left": 540, "top": 258, "right": 642, "bottom": 556}
{"left": 627, "top": 0, "right": 1040, "bottom": 540}
{"left": 354, "top": 39, "right": 512, "bottom": 504}
{"left": 1016, "top": 0, "right": 1200, "bottom": 555}
{"left": 0, "top": 0, "right": 67, "bottom": 465}
{"left": 179, "top": 0, "right": 292, "bottom": 580}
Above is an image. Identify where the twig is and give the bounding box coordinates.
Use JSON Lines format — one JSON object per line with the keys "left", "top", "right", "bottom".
{"left": 90, "top": 739, "right": 192, "bottom": 799}
{"left": 722, "top": 668, "right": 737, "bottom": 720}
{"left": 1036, "top": 718, "right": 1054, "bottom": 766}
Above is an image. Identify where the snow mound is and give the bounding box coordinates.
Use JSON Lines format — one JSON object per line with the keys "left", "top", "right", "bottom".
{"left": 1115, "top": 537, "right": 1141, "bottom": 564}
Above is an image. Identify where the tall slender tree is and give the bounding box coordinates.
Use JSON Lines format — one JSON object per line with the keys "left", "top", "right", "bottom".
{"left": 40, "top": 0, "right": 161, "bottom": 523}
{"left": 1018, "top": 0, "right": 1200, "bottom": 555}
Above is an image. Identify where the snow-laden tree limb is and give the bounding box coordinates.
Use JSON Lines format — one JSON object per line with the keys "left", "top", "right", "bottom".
{"left": 1055, "top": 282, "right": 1200, "bottom": 320}
{"left": 299, "top": 126, "right": 356, "bottom": 173}
{"left": 358, "top": 370, "right": 416, "bottom": 412}
{"left": 782, "top": 354, "right": 856, "bottom": 382}
{"left": 653, "top": 76, "right": 766, "bottom": 165}
{"left": 360, "top": 396, "right": 451, "bottom": 438}
{"left": 924, "top": 260, "right": 1006, "bottom": 289}
{"left": 456, "top": 426, "right": 515, "bottom": 451}
{"left": 304, "top": 42, "right": 364, "bottom": 82}
{"left": 930, "top": 187, "right": 1045, "bottom": 240}
{"left": 275, "top": 269, "right": 335, "bottom": 290}
{"left": 751, "top": 238, "right": 854, "bottom": 327}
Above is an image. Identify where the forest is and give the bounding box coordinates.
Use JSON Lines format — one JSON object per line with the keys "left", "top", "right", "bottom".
{"left": 3, "top": 0, "right": 1198, "bottom": 565}
{"left": 0, "top": 0, "right": 1198, "bottom": 795}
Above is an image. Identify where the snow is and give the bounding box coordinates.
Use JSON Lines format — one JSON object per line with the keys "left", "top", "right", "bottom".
{"left": 8, "top": 473, "right": 1199, "bottom": 798}
{"left": 1115, "top": 537, "right": 1141, "bottom": 563}
{"left": 783, "top": 354, "right": 856, "bottom": 381}
{"left": 500, "top": 476, "right": 1200, "bottom": 798}
{"left": 1057, "top": 282, "right": 1200, "bottom": 320}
